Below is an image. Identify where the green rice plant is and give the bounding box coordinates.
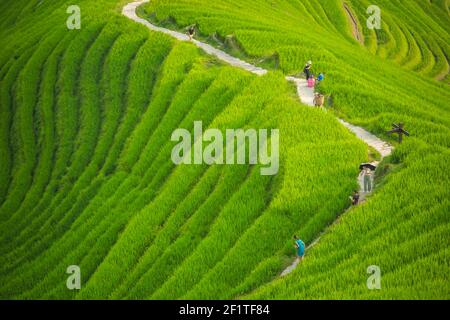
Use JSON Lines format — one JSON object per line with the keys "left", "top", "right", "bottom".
{"left": 0, "top": 30, "right": 77, "bottom": 249}
{"left": 76, "top": 71, "right": 288, "bottom": 298}
{"left": 247, "top": 146, "right": 450, "bottom": 299}
{"left": 1, "top": 22, "right": 154, "bottom": 279}
{"left": 101, "top": 32, "right": 173, "bottom": 175}
{"left": 0, "top": 41, "right": 40, "bottom": 209}
{"left": 0, "top": 21, "right": 112, "bottom": 262}
{"left": 1, "top": 42, "right": 250, "bottom": 300}
{"left": 0, "top": 0, "right": 448, "bottom": 300}
{"left": 0, "top": 23, "right": 104, "bottom": 254}
{"left": 0, "top": 28, "right": 65, "bottom": 222}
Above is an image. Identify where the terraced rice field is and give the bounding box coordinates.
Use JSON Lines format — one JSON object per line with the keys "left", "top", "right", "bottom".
{"left": 346, "top": 0, "right": 450, "bottom": 82}
{"left": 0, "top": 0, "right": 448, "bottom": 299}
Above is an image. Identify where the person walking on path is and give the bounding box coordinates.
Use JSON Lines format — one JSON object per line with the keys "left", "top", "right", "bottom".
{"left": 363, "top": 168, "right": 373, "bottom": 192}
{"left": 303, "top": 61, "right": 312, "bottom": 80}
{"left": 307, "top": 75, "right": 316, "bottom": 88}
{"left": 187, "top": 25, "right": 196, "bottom": 40}
{"left": 294, "top": 235, "right": 305, "bottom": 262}
{"left": 350, "top": 190, "right": 360, "bottom": 205}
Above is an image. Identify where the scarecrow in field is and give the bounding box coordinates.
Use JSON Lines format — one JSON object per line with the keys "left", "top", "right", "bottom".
{"left": 303, "top": 60, "right": 313, "bottom": 80}
{"left": 294, "top": 235, "right": 305, "bottom": 261}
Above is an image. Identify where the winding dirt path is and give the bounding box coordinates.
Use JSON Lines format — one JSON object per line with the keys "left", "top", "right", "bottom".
{"left": 122, "top": 0, "right": 393, "bottom": 277}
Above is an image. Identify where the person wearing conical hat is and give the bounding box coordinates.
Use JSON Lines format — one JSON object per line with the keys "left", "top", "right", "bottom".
{"left": 303, "top": 60, "right": 312, "bottom": 80}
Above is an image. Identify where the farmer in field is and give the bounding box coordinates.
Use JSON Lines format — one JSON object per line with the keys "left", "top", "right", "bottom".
{"left": 349, "top": 190, "right": 359, "bottom": 205}
{"left": 317, "top": 72, "right": 324, "bottom": 82}
{"left": 187, "top": 25, "right": 196, "bottom": 41}
{"left": 307, "top": 75, "right": 316, "bottom": 88}
{"left": 363, "top": 167, "right": 373, "bottom": 192}
{"left": 294, "top": 235, "right": 305, "bottom": 261}
{"left": 313, "top": 92, "right": 325, "bottom": 107}
{"left": 303, "top": 60, "right": 312, "bottom": 80}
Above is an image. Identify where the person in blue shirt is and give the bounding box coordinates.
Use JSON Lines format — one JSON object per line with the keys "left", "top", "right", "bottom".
{"left": 294, "top": 235, "right": 305, "bottom": 261}
{"left": 317, "top": 73, "right": 324, "bottom": 82}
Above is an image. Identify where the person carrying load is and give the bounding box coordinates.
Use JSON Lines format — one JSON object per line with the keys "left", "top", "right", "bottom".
{"left": 313, "top": 92, "right": 325, "bottom": 107}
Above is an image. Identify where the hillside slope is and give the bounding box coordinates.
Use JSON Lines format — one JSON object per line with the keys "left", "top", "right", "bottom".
{"left": 140, "top": 0, "right": 450, "bottom": 299}
{"left": 0, "top": 0, "right": 365, "bottom": 299}
{"left": 0, "top": 0, "right": 448, "bottom": 299}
